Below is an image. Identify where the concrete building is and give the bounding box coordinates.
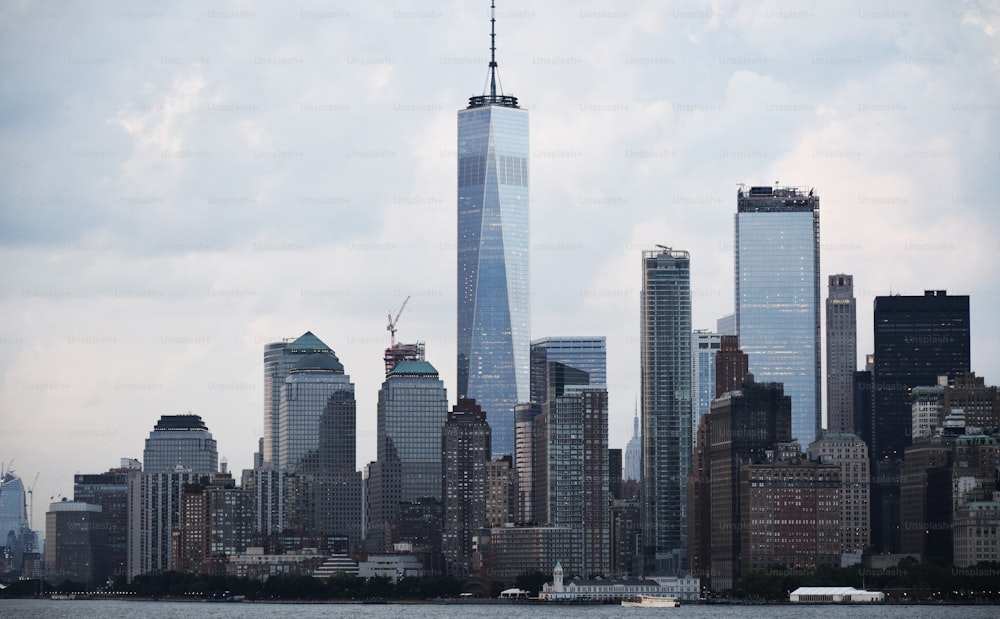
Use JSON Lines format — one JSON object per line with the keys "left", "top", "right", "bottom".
{"left": 826, "top": 274, "right": 857, "bottom": 434}
{"left": 441, "top": 398, "right": 490, "bottom": 577}
{"left": 953, "top": 493, "right": 1000, "bottom": 568}
{"left": 45, "top": 500, "right": 111, "bottom": 586}
{"left": 540, "top": 561, "right": 700, "bottom": 601}
{"left": 73, "top": 459, "right": 141, "bottom": 578}
{"left": 808, "top": 433, "right": 870, "bottom": 560}
{"left": 739, "top": 444, "right": 842, "bottom": 575}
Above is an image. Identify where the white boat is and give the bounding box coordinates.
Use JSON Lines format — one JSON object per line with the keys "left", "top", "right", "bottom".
{"left": 621, "top": 595, "right": 680, "bottom": 608}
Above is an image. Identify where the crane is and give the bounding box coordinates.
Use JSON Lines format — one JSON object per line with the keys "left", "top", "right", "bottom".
{"left": 27, "top": 472, "right": 39, "bottom": 529}
{"left": 387, "top": 296, "right": 410, "bottom": 347}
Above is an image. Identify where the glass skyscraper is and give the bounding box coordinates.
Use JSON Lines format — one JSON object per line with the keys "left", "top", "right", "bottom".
{"left": 142, "top": 414, "right": 218, "bottom": 473}
{"left": 640, "top": 247, "right": 692, "bottom": 576}
{"left": 735, "top": 185, "right": 821, "bottom": 446}
{"left": 530, "top": 337, "right": 607, "bottom": 405}
{"left": 456, "top": 28, "right": 529, "bottom": 458}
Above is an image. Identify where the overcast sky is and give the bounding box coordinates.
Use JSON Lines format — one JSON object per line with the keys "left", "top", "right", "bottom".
{"left": 2, "top": 0, "right": 998, "bottom": 532}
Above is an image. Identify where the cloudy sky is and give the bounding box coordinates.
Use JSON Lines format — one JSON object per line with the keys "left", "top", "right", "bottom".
{"left": 2, "top": 0, "right": 998, "bottom": 532}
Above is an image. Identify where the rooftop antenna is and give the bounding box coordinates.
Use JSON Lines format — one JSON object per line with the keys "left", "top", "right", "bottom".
{"left": 490, "top": 0, "right": 497, "bottom": 99}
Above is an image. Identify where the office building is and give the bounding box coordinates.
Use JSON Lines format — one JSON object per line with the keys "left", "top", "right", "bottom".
{"left": 624, "top": 408, "right": 641, "bottom": 482}
{"left": 73, "top": 459, "right": 141, "bottom": 577}
{"left": 640, "top": 247, "right": 692, "bottom": 576}
{"left": 142, "top": 414, "right": 218, "bottom": 473}
{"left": 367, "top": 359, "right": 448, "bottom": 552}
{"left": 456, "top": 10, "right": 530, "bottom": 458}
{"left": 692, "top": 331, "right": 722, "bottom": 427}
{"left": 807, "top": 433, "right": 870, "bottom": 559}
{"left": 709, "top": 377, "right": 793, "bottom": 590}
{"left": 45, "top": 500, "right": 111, "bottom": 585}
{"left": 441, "top": 398, "right": 491, "bottom": 577}
{"left": 530, "top": 337, "right": 607, "bottom": 405}
{"left": 871, "top": 290, "right": 970, "bottom": 552}
{"left": 735, "top": 185, "right": 821, "bottom": 446}
{"left": 826, "top": 274, "right": 857, "bottom": 434}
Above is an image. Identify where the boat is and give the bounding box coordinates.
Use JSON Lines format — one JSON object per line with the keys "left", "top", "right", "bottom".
{"left": 622, "top": 595, "right": 680, "bottom": 608}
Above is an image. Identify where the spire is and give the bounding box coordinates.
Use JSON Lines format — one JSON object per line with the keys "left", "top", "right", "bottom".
{"left": 467, "top": 0, "right": 519, "bottom": 109}
{"left": 489, "top": 0, "right": 497, "bottom": 99}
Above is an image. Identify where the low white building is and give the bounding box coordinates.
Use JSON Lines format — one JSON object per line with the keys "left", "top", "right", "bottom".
{"left": 357, "top": 554, "right": 423, "bottom": 583}
{"left": 539, "top": 562, "right": 700, "bottom": 602}
{"left": 789, "top": 586, "right": 884, "bottom": 603}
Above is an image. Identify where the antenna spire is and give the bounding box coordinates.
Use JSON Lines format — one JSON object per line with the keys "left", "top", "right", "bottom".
{"left": 489, "top": 0, "right": 497, "bottom": 99}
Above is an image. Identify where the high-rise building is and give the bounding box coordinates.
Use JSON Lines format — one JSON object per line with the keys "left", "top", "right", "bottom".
{"left": 735, "top": 185, "right": 821, "bottom": 446}
{"left": 73, "top": 459, "right": 141, "bottom": 577}
{"left": 715, "top": 335, "right": 749, "bottom": 396}
{"left": 692, "top": 331, "right": 721, "bottom": 426}
{"left": 871, "top": 290, "right": 970, "bottom": 552}
{"left": 640, "top": 247, "right": 692, "bottom": 576}
{"left": 708, "top": 377, "right": 793, "bottom": 590}
{"left": 384, "top": 341, "right": 425, "bottom": 376}
{"left": 485, "top": 455, "right": 517, "bottom": 527}
{"left": 130, "top": 414, "right": 219, "bottom": 578}
{"left": 739, "top": 444, "right": 842, "bottom": 575}
{"left": 142, "top": 414, "right": 218, "bottom": 473}
{"left": 530, "top": 337, "right": 607, "bottom": 405}
{"left": 441, "top": 398, "right": 491, "bottom": 577}
{"left": 456, "top": 9, "right": 530, "bottom": 458}
{"left": 174, "top": 473, "right": 253, "bottom": 575}
{"left": 826, "top": 274, "right": 857, "bottom": 434}
{"left": 45, "top": 500, "right": 111, "bottom": 585}
{"left": 367, "top": 359, "right": 449, "bottom": 552}
{"left": 624, "top": 408, "right": 642, "bottom": 482}
{"left": 0, "top": 471, "right": 30, "bottom": 574}
{"left": 807, "top": 433, "right": 870, "bottom": 558}
{"left": 514, "top": 402, "right": 541, "bottom": 523}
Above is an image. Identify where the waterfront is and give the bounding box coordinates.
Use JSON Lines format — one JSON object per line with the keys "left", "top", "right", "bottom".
{"left": 1, "top": 600, "right": 997, "bottom": 619}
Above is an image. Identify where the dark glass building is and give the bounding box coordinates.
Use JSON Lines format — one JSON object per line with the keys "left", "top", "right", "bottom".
{"left": 441, "top": 398, "right": 491, "bottom": 577}
{"left": 870, "top": 291, "right": 970, "bottom": 552}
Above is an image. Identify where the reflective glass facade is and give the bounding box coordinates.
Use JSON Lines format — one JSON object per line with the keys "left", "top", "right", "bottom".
{"left": 691, "top": 330, "right": 721, "bottom": 451}
{"left": 530, "top": 337, "right": 607, "bottom": 405}
{"left": 735, "top": 186, "right": 821, "bottom": 446}
{"left": 142, "top": 415, "right": 219, "bottom": 474}
{"left": 277, "top": 353, "right": 356, "bottom": 474}
{"left": 457, "top": 103, "right": 529, "bottom": 458}
{"left": 640, "top": 248, "right": 692, "bottom": 576}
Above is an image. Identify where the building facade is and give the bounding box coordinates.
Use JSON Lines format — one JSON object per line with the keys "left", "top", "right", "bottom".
{"left": 530, "top": 337, "right": 607, "bottom": 405}
{"left": 368, "top": 359, "right": 448, "bottom": 552}
{"left": 871, "top": 291, "right": 971, "bottom": 553}
{"left": 45, "top": 501, "right": 111, "bottom": 585}
{"left": 441, "top": 398, "right": 491, "bottom": 577}
{"left": 807, "top": 433, "right": 870, "bottom": 558}
{"left": 826, "top": 274, "right": 857, "bottom": 434}
{"left": 640, "top": 247, "right": 692, "bottom": 576}
{"left": 73, "top": 459, "right": 141, "bottom": 577}
{"left": 456, "top": 57, "right": 530, "bottom": 459}
{"left": 735, "top": 185, "right": 821, "bottom": 446}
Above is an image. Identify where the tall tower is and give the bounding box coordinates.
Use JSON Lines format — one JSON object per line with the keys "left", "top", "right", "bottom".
{"left": 368, "top": 359, "right": 449, "bottom": 551}
{"left": 624, "top": 406, "right": 641, "bottom": 482}
{"left": 870, "top": 290, "right": 970, "bottom": 552}
{"left": 826, "top": 274, "right": 857, "bottom": 434}
{"left": 441, "top": 397, "right": 491, "bottom": 577}
{"left": 735, "top": 185, "right": 821, "bottom": 446}
{"left": 640, "top": 247, "right": 692, "bottom": 576}
{"left": 456, "top": 2, "right": 529, "bottom": 458}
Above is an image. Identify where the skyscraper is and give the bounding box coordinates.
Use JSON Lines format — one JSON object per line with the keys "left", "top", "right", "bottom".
{"left": 624, "top": 408, "right": 642, "bottom": 482}
{"left": 276, "top": 331, "right": 361, "bottom": 543}
{"left": 735, "top": 185, "right": 821, "bottom": 446}
{"left": 692, "top": 330, "right": 721, "bottom": 449}
{"left": 640, "top": 247, "right": 692, "bottom": 576}
{"left": 367, "top": 359, "right": 449, "bottom": 551}
{"left": 826, "top": 274, "right": 857, "bottom": 434}
{"left": 131, "top": 414, "right": 219, "bottom": 578}
{"left": 870, "top": 290, "right": 970, "bottom": 553}
{"left": 530, "top": 337, "right": 607, "bottom": 405}
{"left": 441, "top": 397, "right": 491, "bottom": 577}
{"left": 264, "top": 331, "right": 339, "bottom": 467}
{"left": 456, "top": 6, "right": 529, "bottom": 458}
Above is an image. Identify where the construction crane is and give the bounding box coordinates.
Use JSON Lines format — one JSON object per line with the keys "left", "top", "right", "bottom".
{"left": 27, "top": 472, "right": 39, "bottom": 529}
{"left": 387, "top": 296, "right": 410, "bottom": 347}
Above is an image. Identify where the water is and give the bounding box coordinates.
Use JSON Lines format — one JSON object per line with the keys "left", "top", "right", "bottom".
{"left": 0, "top": 600, "right": 997, "bottom": 619}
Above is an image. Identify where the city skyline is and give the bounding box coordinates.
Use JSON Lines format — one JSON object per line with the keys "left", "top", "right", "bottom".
{"left": 2, "top": 2, "right": 998, "bottom": 533}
